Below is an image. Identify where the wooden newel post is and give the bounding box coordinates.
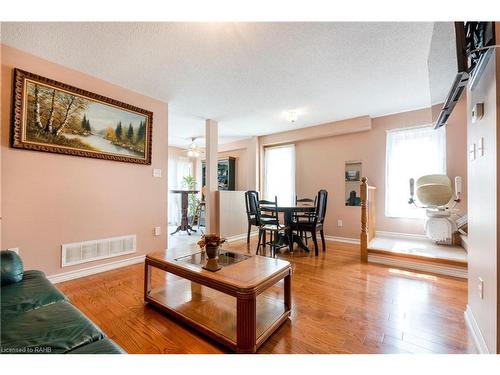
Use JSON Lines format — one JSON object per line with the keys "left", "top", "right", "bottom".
{"left": 360, "top": 177, "right": 368, "bottom": 263}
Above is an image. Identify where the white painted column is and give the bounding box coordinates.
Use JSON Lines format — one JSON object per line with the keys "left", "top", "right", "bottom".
{"left": 205, "top": 119, "right": 219, "bottom": 234}
{"left": 247, "top": 136, "right": 260, "bottom": 191}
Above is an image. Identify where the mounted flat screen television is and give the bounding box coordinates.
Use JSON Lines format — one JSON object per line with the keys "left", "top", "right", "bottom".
{"left": 429, "top": 22, "right": 496, "bottom": 129}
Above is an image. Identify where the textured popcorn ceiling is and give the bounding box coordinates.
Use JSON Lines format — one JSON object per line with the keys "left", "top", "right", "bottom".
{"left": 1, "top": 22, "right": 454, "bottom": 148}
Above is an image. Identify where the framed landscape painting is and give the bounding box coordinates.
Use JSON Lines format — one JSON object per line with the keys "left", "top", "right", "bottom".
{"left": 11, "top": 68, "right": 153, "bottom": 164}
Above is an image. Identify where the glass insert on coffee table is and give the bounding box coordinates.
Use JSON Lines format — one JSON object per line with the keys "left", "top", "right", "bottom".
{"left": 144, "top": 247, "right": 292, "bottom": 353}
{"left": 175, "top": 250, "right": 250, "bottom": 268}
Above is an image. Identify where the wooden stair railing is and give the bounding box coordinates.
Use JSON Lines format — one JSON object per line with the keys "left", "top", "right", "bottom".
{"left": 360, "top": 177, "right": 376, "bottom": 262}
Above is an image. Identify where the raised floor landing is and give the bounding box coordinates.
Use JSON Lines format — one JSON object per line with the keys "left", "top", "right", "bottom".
{"left": 369, "top": 236, "right": 467, "bottom": 264}
{"left": 367, "top": 236, "right": 467, "bottom": 279}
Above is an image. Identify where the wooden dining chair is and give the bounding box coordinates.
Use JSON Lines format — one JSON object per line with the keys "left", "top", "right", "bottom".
{"left": 244, "top": 191, "right": 260, "bottom": 243}
{"left": 291, "top": 190, "right": 328, "bottom": 256}
{"left": 294, "top": 195, "right": 317, "bottom": 244}
{"left": 256, "top": 197, "right": 291, "bottom": 258}
{"left": 296, "top": 195, "right": 317, "bottom": 207}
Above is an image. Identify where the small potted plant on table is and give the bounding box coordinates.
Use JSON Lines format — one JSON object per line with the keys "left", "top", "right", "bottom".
{"left": 197, "top": 233, "right": 226, "bottom": 271}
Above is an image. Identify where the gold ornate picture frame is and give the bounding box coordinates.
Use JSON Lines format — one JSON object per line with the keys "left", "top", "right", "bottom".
{"left": 11, "top": 68, "right": 153, "bottom": 165}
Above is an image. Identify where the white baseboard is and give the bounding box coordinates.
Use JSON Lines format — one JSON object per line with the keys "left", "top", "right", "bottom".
{"left": 225, "top": 230, "right": 259, "bottom": 243}
{"left": 368, "top": 253, "right": 467, "bottom": 279}
{"left": 375, "top": 230, "right": 427, "bottom": 241}
{"left": 324, "top": 235, "right": 360, "bottom": 245}
{"left": 48, "top": 254, "right": 146, "bottom": 284}
{"left": 464, "top": 305, "right": 490, "bottom": 354}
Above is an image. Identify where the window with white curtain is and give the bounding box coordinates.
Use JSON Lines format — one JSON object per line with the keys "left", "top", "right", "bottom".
{"left": 168, "top": 155, "right": 194, "bottom": 225}
{"left": 264, "top": 144, "right": 295, "bottom": 206}
{"left": 385, "top": 125, "right": 446, "bottom": 219}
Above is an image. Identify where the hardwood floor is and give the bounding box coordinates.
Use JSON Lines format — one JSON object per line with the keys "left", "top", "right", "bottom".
{"left": 57, "top": 238, "right": 476, "bottom": 354}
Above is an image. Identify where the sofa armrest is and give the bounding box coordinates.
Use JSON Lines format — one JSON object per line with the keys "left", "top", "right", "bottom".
{"left": 1, "top": 250, "right": 24, "bottom": 286}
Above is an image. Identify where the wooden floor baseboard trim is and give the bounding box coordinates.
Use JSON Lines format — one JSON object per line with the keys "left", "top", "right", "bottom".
{"left": 226, "top": 231, "right": 259, "bottom": 243}
{"left": 464, "top": 305, "right": 489, "bottom": 353}
{"left": 48, "top": 255, "right": 146, "bottom": 284}
{"left": 324, "top": 235, "right": 360, "bottom": 245}
{"left": 368, "top": 253, "right": 468, "bottom": 279}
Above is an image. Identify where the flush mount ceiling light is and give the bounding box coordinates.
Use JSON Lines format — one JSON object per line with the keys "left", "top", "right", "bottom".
{"left": 286, "top": 110, "right": 298, "bottom": 124}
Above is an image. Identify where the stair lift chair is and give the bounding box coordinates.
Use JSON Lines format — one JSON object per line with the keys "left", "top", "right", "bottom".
{"left": 408, "top": 174, "right": 462, "bottom": 245}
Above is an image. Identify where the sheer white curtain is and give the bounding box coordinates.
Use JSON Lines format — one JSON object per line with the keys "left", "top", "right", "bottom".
{"left": 264, "top": 144, "right": 296, "bottom": 206}
{"left": 385, "top": 125, "right": 446, "bottom": 219}
{"left": 168, "top": 155, "right": 194, "bottom": 225}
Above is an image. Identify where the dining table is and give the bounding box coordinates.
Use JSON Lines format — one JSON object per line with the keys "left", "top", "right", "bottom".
{"left": 170, "top": 189, "right": 199, "bottom": 235}
{"left": 261, "top": 203, "right": 316, "bottom": 252}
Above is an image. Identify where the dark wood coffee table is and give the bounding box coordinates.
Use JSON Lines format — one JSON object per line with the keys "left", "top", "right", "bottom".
{"left": 144, "top": 247, "right": 292, "bottom": 353}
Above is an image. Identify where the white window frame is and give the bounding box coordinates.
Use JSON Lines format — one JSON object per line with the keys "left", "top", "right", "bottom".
{"left": 263, "top": 144, "right": 296, "bottom": 206}
{"left": 385, "top": 124, "right": 446, "bottom": 219}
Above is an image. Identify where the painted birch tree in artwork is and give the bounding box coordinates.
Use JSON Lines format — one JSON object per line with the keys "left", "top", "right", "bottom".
{"left": 33, "top": 84, "right": 44, "bottom": 129}
{"left": 27, "top": 82, "right": 89, "bottom": 136}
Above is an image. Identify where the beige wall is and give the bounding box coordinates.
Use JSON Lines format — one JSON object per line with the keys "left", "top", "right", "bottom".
{"left": 466, "top": 40, "right": 500, "bottom": 352}
{"left": 218, "top": 190, "right": 250, "bottom": 239}
{"left": 0, "top": 42, "right": 3, "bottom": 247}
{"left": 1, "top": 45, "right": 168, "bottom": 276}
{"left": 259, "top": 116, "right": 372, "bottom": 146}
{"left": 218, "top": 148, "right": 249, "bottom": 191}
{"left": 497, "top": 33, "right": 500, "bottom": 353}
{"left": 260, "top": 103, "right": 467, "bottom": 239}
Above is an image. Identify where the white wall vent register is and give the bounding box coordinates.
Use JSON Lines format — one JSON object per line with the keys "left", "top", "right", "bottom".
{"left": 61, "top": 234, "right": 136, "bottom": 267}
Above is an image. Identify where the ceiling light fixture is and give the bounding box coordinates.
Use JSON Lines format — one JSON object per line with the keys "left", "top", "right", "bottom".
{"left": 186, "top": 137, "right": 202, "bottom": 158}
{"left": 287, "top": 110, "right": 298, "bottom": 124}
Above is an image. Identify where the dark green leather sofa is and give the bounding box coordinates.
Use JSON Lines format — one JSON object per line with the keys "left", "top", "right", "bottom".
{"left": 1, "top": 250, "right": 125, "bottom": 354}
